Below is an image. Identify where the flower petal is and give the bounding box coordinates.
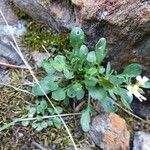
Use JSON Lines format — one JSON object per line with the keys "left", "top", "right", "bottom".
{"left": 127, "top": 91, "right": 132, "bottom": 97}
{"left": 143, "top": 76, "right": 149, "bottom": 83}
{"left": 136, "top": 75, "right": 142, "bottom": 81}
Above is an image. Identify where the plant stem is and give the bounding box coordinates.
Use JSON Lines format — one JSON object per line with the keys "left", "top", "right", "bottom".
{"left": 0, "top": 113, "right": 81, "bottom": 132}
{"left": 87, "top": 93, "right": 91, "bottom": 109}
{"left": 15, "top": 113, "right": 81, "bottom": 122}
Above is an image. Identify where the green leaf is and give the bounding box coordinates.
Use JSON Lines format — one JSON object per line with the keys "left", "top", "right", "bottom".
{"left": 100, "top": 97, "right": 118, "bottom": 112}
{"left": 87, "top": 67, "right": 97, "bottom": 76}
{"left": 40, "top": 100, "right": 48, "bottom": 109}
{"left": 76, "top": 89, "right": 85, "bottom": 100}
{"left": 89, "top": 105, "right": 97, "bottom": 116}
{"left": 42, "top": 59, "right": 55, "bottom": 75}
{"left": 106, "top": 62, "right": 111, "bottom": 76}
{"left": 36, "top": 105, "right": 44, "bottom": 114}
{"left": 41, "top": 121, "right": 48, "bottom": 129}
{"left": 53, "top": 117, "right": 62, "bottom": 129}
{"left": 67, "top": 87, "right": 76, "bottom": 98}
{"left": 99, "top": 66, "right": 105, "bottom": 74}
{"left": 123, "top": 63, "right": 142, "bottom": 77}
{"left": 79, "top": 45, "right": 88, "bottom": 60}
{"left": 143, "top": 80, "right": 150, "bottom": 89}
{"left": 72, "top": 83, "right": 82, "bottom": 91}
{"left": 95, "top": 37, "right": 107, "bottom": 64}
{"left": 70, "top": 27, "right": 85, "bottom": 49}
{"left": 119, "top": 88, "right": 133, "bottom": 110}
{"left": 108, "top": 89, "right": 117, "bottom": 100}
{"left": 88, "top": 87, "right": 107, "bottom": 101}
{"left": 63, "top": 97, "right": 70, "bottom": 106}
{"left": 47, "top": 120, "right": 53, "bottom": 126}
{"left": 32, "top": 123, "right": 39, "bottom": 129}
{"left": 54, "top": 106, "right": 63, "bottom": 114}
{"left": 47, "top": 107, "right": 54, "bottom": 114}
{"left": 21, "top": 121, "right": 30, "bottom": 127}
{"left": 52, "top": 55, "right": 66, "bottom": 72}
{"left": 87, "top": 51, "right": 96, "bottom": 63}
{"left": 99, "top": 77, "right": 114, "bottom": 89}
{"left": 109, "top": 75, "right": 124, "bottom": 85}
{"left": 80, "top": 109, "right": 91, "bottom": 132}
{"left": 63, "top": 68, "right": 74, "bottom": 79}
{"left": 32, "top": 80, "right": 51, "bottom": 96}
{"left": 52, "top": 88, "right": 66, "bottom": 101}
{"left": 84, "top": 76, "right": 97, "bottom": 87}
{"left": 32, "top": 76, "right": 58, "bottom": 96}
{"left": 28, "top": 107, "right": 36, "bottom": 115}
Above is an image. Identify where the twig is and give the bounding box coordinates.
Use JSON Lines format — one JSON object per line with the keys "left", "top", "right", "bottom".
{"left": 0, "top": 10, "right": 78, "bottom": 150}
{"left": 0, "top": 83, "right": 35, "bottom": 96}
{"left": 0, "top": 62, "right": 29, "bottom": 70}
{"left": 75, "top": 101, "right": 85, "bottom": 112}
{"left": 115, "top": 102, "right": 150, "bottom": 125}
{"left": 31, "top": 141, "right": 46, "bottom": 150}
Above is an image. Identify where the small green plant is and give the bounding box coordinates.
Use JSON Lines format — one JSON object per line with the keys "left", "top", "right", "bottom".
{"left": 21, "top": 99, "right": 63, "bottom": 131}
{"left": 32, "top": 27, "right": 150, "bottom": 132}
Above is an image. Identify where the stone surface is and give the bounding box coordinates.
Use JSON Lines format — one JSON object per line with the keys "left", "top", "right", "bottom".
{"left": 31, "top": 51, "right": 50, "bottom": 67}
{"left": 87, "top": 112, "right": 130, "bottom": 150}
{"left": 133, "top": 131, "right": 150, "bottom": 150}
{"left": 0, "top": 0, "right": 26, "bottom": 75}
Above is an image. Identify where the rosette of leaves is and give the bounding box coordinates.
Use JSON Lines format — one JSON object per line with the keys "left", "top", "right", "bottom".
{"left": 21, "top": 100, "right": 63, "bottom": 131}
{"left": 32, "top": 27, "right": 150, "bottom": 132}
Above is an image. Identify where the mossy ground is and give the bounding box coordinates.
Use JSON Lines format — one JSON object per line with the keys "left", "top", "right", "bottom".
{"left": 0, "top": 69, "right": 97, "bottom": 149}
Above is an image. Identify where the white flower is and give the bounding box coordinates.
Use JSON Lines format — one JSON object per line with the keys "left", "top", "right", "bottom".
{"left": 136, "top": 75, "right": 149, "bottom": 86}
{"left": 127, "top": 85, "right": 147, "bottom": 102}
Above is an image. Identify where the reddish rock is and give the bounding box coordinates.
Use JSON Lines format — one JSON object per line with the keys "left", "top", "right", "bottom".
{"left": 88, "top": 113, "right": 130, "bottom": 150}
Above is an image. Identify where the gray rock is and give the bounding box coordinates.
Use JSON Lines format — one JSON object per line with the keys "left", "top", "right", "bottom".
{"left": 31, "top": 51, "right": 50, "bottom": 67}
{"left": 133, "top": 131, "right": 150, "bottom": 150}
{"left": 0, "top": 0, "right": 26, "bottom": 75}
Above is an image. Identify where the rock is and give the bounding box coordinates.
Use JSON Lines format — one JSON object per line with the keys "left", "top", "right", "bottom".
{"left": 31, "top": 51, "right": 50, "bottom": 67}
{"left": 11, "top": 0, "right": 150, "bottom": 75}
{"left": 0, "top": 0, "right": 26, "bottom": 75}
{"left": 131, "top": 98, "right": 150, "bottom": 117}
{"left": 133, "top": 131, "right": 150, "bottom": 150}
{"left": 88, "top": 113, "right": 130, "bottom": 150}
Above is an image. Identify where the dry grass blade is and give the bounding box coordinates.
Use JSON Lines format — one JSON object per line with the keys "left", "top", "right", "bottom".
{"left": 115, "top": 102, "right": 150, "bottom": 125}
{"left": 0, "top": 83, "right": 35, "bottom": 96}
{"left": 0, "top": 10, "right": 78, "bottom": 150}
{"left": 41, "top": 44, "right": 51, "bottom": 57}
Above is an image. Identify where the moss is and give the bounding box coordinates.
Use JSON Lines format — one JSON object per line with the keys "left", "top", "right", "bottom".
{"left": 9, "top": 1, "right": 31, "bottom": 20}
{"left": 10, "top": 1, "right": 70, "bottom": 52}
{"left": 23, "top": 20, "right": 70, "bottom": 52}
